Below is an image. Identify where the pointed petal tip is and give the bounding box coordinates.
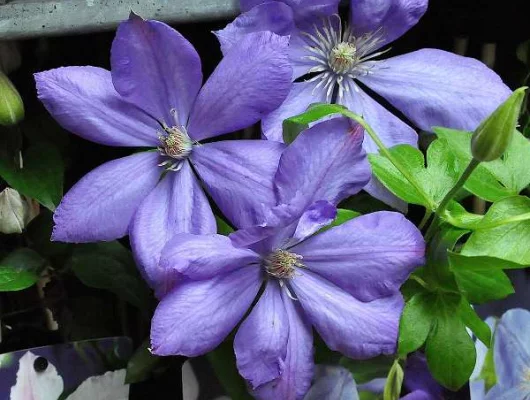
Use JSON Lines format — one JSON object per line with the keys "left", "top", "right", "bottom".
{"left": 128, "top": 10, "right": 143, "bottom": 21}
{"left": 187, "top": 30, "right": 292, "bottom": 140}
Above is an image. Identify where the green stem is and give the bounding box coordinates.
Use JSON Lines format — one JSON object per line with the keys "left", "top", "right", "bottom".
{"left": 418, "top": 209, "right": 432, "bottom": 230}
{"left": 343, "top": 111, "right": 436, "bottom": 210}
{"left": 424, "top": 158, "right": 481, "bottom": 241}
{"left": 438, "top": 158, "right": 480, "bottom": 216}
{"left": 410, "top": 274, "right": 431, "bottom": 291}
{"left": 476, "top": 212, "right": 530, "bottom": 230}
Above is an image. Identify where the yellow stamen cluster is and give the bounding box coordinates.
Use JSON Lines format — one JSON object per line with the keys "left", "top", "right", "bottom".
{"left": 158, "top": 126, "right": 192, "bottom": 160}
{"left": 329, "top": 42, "right": 358, "bottom": 74}
{"left": 264, "top": 250, "right": 304, "bottom": 279}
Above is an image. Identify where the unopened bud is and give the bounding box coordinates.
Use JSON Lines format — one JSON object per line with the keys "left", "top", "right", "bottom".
{"left": 471, "top": 87, "right": 527, "bottom": 162}
{"left": 0, "top": 188, "right": 39, "bottom": 234}
{"left": 0, "top": 71, "right": 24, "bottom": 126}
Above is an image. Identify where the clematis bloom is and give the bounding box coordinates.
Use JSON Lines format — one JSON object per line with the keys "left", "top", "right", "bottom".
{"left": 220, "top": 0, "right": 511, "bottom": 145}
{"left": 484, "top": 309, "right": 530, "bottom": 399}
{"left": 151, "top": 118, "right": 425, "bottom": 399}
{"left": 216, "top": 0, "right": 511, "bottom": 207}
{"left": 35, "top": 14, "right": 292, "bottom": 296}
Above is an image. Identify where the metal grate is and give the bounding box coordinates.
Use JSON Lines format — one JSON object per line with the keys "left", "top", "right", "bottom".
{"left": 0, "top": 0, "right": 240, "bottom": 39}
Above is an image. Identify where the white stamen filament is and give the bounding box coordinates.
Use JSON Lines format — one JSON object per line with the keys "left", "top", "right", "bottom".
{"left": 300, "top": 15, "right": 387, "bottom": 101}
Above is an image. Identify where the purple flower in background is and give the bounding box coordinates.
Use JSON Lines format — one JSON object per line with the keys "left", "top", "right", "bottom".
{"left": 483, "top": 309, "right": 530, "bottom": 400}
{"left": 303, "top": 354, "right": 442, "bottom": 400}
{"left": 35, "top": 14, "right": 292, "bottom": 296}
{"left": 401, "top": 353, "right": 443, "bottom": 400}
{"left": 303, "top": 359, "right": 441, "bottom": 400}
{"left": 470, "top": 317, "right": 496, "bottom": 400}
{"left": 150, "top": 117, "right": 425, "bottom": 399}
{"left": 216, "top": 0, "right": 511, "bottom": 206}
{"left": 303, "top": 365, "right": 359, "bottom": 400}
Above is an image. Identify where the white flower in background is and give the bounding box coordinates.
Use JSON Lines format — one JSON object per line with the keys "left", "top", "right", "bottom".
{"left": 9, "top": 351, "right": 64, "bottom": 400}
{"left": 67, "top": 369, "right": 129, "bottom": 400}
{"left": 183, "top": 360, "right": 199, "bottom": 400}
{"left": 0, "top": 188, "right": 39, "bottom": 234}
{"left": 9, "top": 351, "right": 129, "bottom": 400}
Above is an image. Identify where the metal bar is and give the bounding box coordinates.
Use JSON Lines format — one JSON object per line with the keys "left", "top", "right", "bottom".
{"left": 0, "top": 0, "right": 240, "bottom": 40}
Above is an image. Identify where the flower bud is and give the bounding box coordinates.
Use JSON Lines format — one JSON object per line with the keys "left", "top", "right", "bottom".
{"left": 0, "top": 71, "right": 24, "bottom": 126}
{"left": 471, "top": 87, "right": 527, "bottom": 162}
{"left": 0, "top": 188, "right": 39, "bottom": 234}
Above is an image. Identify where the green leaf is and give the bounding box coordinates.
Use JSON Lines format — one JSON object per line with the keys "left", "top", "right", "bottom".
{"left": 21, "top": 116, "right": 70, "bottom": 157}
{"left": 449, "top": 252, "right": 521, "bottom": 303}
{"left": 368, "top": 139, "right": 459, "bottom": 209}
{"left": 383, "top": 360, "right": 404, "bottom": 400}
{"left": 68, "top": 242, "right": 151, "bottom": 313}
{"left": 340, "top": 355, "right": 393, "bottom": 384}
{"left": 282, "top": 102, "right": 348, "bottom": 144}
{"left": 434, "top": 127, "right": 530, "bottom": 200}
{"left": 216, "top": 215, "right": 234, "bottom": 236}
{"left": 125, "top": 338, "right": 162, "bottom": 384}
{"left": 442, "top": 202, "right": 484, "bottom": 230}
{"left": 319, "top": 208, "right": 360, "bottom": 233}
{"left": 0, "top": 248, "right": 46, "bottom": 291}
{"left": 368, "top": 145, "right": 427, "bottom": 206}
{"left": 426, "top": 226, "right": 468, "bottom": 290}
{"left": 340, "top": 192, "right": 393, "bottom": 214}
{"left": 398, "top": 292, "right": 434, "bottom": 356}
{"left": 425, "top": 294, "right": 476, "bottom": 391}
{"left": 360, "top": 392, "right": 383, "bottom": 400}
{"left": 207, "top": 340, "right": 252, "bottom": 400}
{"left": 331, "top": 209, "right": 360, "bottom": 226}
{"left": 457, "top": 299, "right": 491, "bottom": 347}
{"left": 462, "top": 196, "right": 530, "bottom": 264}
{"left": 0, "top": 142, "right": 63, "bottom": 210}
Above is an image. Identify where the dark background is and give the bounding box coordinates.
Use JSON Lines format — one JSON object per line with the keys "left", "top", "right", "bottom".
{"left": 1, "top": 0, "right": 529, "bottom": 399}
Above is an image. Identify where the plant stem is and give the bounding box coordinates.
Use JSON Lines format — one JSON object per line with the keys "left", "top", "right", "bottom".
{"left": 424, "top": 158, "right": 481, "bottom": 241}
{"left": 418, "top": 209, "right": 432, "bottom": 230}
{"left": 476, "top": 211, "right": 530, "bottom": 230}
{"left": 344, "top": 111, "right": 436, "bottom": 210}
{"left": 410, "top": 274, "right": 431, "bottom": 291}
{"left": 437, "top": 158, "right": 480, "bottom": 216}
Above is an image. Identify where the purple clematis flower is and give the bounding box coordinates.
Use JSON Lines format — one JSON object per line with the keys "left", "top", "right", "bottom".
{"left": 150, "top": 117, "right": 425, "bottom": 399}
{"left": 483, "top": 309, "right": 530, "bottom": 400}
{"left": 35, "top": 14, "right": 292, "bottom": 296}
{"left": 219, "top": 0, "right": 511, "bottom": 144}
{"left": 215, "top": 0, "right": 511, "bottom": 206}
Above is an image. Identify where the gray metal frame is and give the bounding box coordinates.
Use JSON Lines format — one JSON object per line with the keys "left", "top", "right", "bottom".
{"left": 0, "top": 0, "right": 239, "bottom": 40}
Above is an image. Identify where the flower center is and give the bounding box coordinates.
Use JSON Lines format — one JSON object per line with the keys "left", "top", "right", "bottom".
{"left": 158, "top": 125, "right": 192, "bottom": 160}
{"left": 301, "top": 16, "right": 387, "bottom": 101}
{"left": 264, "top": 250, "right": 304, "bottom": 280}
{"left": 329, "top": 42, "right": 358, "bottom": 74}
